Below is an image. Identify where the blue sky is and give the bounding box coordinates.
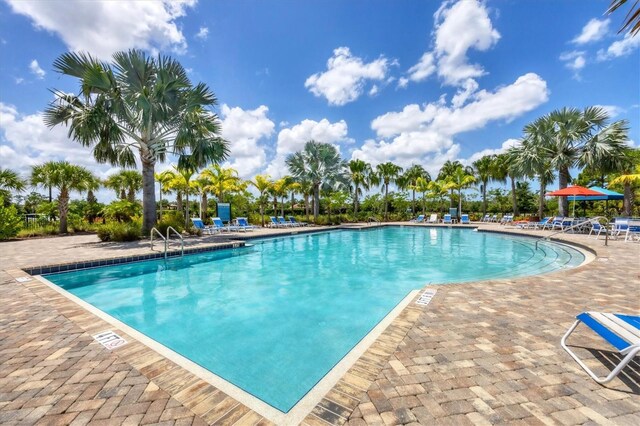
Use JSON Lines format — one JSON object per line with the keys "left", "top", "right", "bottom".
{"left": 0, "top": 0, "right": 638, "bottom": 201}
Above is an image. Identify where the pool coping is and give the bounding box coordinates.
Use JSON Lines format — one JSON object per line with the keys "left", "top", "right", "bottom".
{"left": 8, "top": 225, "right": 600, "bottom": 425}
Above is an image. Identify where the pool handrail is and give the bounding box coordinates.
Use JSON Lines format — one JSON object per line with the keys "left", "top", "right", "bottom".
{"left": 150, "top": 227, "right": 166, "bottom": 253}
{"left": 166, "top": 226, "right": 184, "bottom": 259}
{"left": 535, "top": 216, "right": 610, "bottom": 249}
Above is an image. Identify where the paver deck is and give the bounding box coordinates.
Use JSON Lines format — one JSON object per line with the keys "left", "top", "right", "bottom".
{"left": 1, "top": 223, "right": 638, "bottom": 425}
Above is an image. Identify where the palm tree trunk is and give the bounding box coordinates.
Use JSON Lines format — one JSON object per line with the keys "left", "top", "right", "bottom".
{"left": 313, "top": 184, "right": 320, "bottom": 222}
{"left": 200, "top": 193, "right": 208, "bottom": 219}
{"left": 510, "top": 175, "right": 518, "bottom": 215}
{"left": 158, "top": 188, "right": 163, "bottom": 220}
{"left": 482, "top": 182, "right": 487, "bottom": 215}
{"left": 176, "top": 193, "right": 183, "bottom": 215}
{"left": 48, "top": 186, "right": 52, "bottom": 203}
{"left": 538, "top": 178, "right": 546, "bottom": 219}
{"left": 449, "top": 190, "right": 453, "bottom": 208}
{"left": 305, "top": 194, "right": 310, "bottom": 221}
{"left": 623, "top": 183, "right": 632, "bottom": 216}
{"left": 458, "top": 188, "right": 463, "bottom": 217}
{"left": 120, "top": 189, "right": 126, "bottom": 200}
{"left": 185, "top": 192, "right": 190, "bottom": 227}
{"left": 58, "top": 187, "right": 69, "bottom": 234}
{"left": 290, "top": 193, "right": 295, "bottom": 216}
{"left": 260, "top": 200, "right": 265, "bottom": 227}
{"left": 354, "top": 184, "right": 359, "bottom": 218}
{"left": 127, "top": 189, "right": 135, "bottom": 203}
{"left": 281, "top": 196, "right": 285, "bottom": 217}
{"left": 558, "top": 167, "right": 569, "bottom": 216}
{"left": 141, "top": 159, "right": 157, "bottom": 234}
{"left": 423, "top": 193, "right": 427, "bottom": 215}
{"left": 384, "top": 183, "right": 389, "bottom": 221}
{"left": 412, "top": 189, "right": 416, "bottom": 215}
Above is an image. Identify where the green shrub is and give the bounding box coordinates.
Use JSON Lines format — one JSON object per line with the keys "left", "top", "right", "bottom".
{"left": 101, "top": 200, "right": 142, "bottom": 222}
{"left": 0, "top": 201, "right": 23, "bottom": 239}
{"left": 97, "top": 222, "right": 141, "bottom": 242}
{"left": 155, "top": 212, "right": 185, "bottom": 236}
{"left": 16, "top": 224, "right": 58, "bottom": 238}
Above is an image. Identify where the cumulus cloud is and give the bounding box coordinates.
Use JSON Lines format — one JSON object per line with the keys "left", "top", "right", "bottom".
{"left": 572, "top": 18, "right": 610, "bottom": 44}
{"left": 29, "top": 59, "right": 45, "bottom": 79}
{"left": 265, "top": 118, "right": 352, "bottom": 178}
{"left": 355, "top": 73, "right": 548, "bottom": 175}
{"left": 305, "top": 47, "right": 390, "bottom": 106}
{"left": 402, "top": 0, "right": 500, "bottom": 87}
{"left": 594, "top": 104, "right": 624, "bottom": 118}
{"left": 5, "top": 0, "right": 196, "bottom": 59}
{"left": 219, "top": 105, "right": 275, "bottom": 178}
{"left": 597, "top": 33, "right": 640, "bottom": 61}
{"left": 560, "top": 50, "right": 587, "bottom": 71}
{"left": 195, "top": 26, "right": 209, "bottom": 40}
{"left": 463, "top": 138, "right": 521, "bottom": 165}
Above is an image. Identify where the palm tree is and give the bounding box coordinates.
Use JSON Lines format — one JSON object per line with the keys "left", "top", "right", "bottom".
{"left": 170, "top": 166, "right": 196, "bottom": 227}
{"left": 43, "top": 50, "right": 229, "bottom": 233}
{"left": 608, "top": 148, "right": 640, "bottom": 215}
{"left": 200, "top": 165, "right": 243, "bottom": 204}
{"left": 415, "top": 177, "right": 431, "bottom": 215}
{"left": 473, "top": 156, "right": 495, "bottom": 216}
{"left": 525, "top": 107, "right": 629, "bottom": 216}
{"left": 437, "top": 160, "right": 464, "bottom": 208}
{"left": 375, "top": 162, "right": 403, "bottom": 221}
{"left": 399, "top": 165, "right": 431, "bottom": 216}
{"left": 348, "top": 159, "right": 374, "bottom": 218}
{"left": 155, "top": 170, "right": 176, "bottom": 219}
{"left": 492, "top": 153, "right": 522, "bottom": 215}
{"left": 0, "top": 168, "right": 26, "bottom": 195}
{"left": 250, "top": 174, "right": 273, "bottom": 226}
{"left": 272, "top": 177, "right": 293, "bottom": 218}
{"left": 30, "top": 162, "right": 57, "bottom": 202}
{"left": 104, "top": 170, "right": 142, "bottom": 202}
{"left": 442, "top": 166, "right": 476, "bottom": 217}
{"left": 607, "top": 0, "right": 640, "bottom": 35}
{"left": 286, "top": 141, "right": 348, "bottom": 222}
{"left": 31, "top": 161, "right": 96, "bottom": 233}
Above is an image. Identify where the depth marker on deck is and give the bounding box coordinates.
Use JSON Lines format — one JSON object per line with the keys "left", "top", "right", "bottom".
{"left": 416, "top": 289, "right": 437, "bottom": 306}
{"left": 93, "top": 330, "right": 127, "bottom": 350}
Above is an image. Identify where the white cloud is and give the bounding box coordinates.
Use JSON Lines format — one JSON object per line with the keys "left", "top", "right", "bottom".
{"left": 463, "top": 138, "right": 521, "bottom": 165}
{"left": 6, "top": 0, "right": 196, "bottom": 59}
{"left": 29, "top": 59, "right": 45, "bottom": 79}
{"left": 265, "top": 119, "right": 351, "bottom": 178}
{"left": 402, "top": 0, "right": 500, "bottom": 87}
{"left": 597, "top": 33, "right": 640, "bottom": 60}
{"left": 195, "top": 26, "right": 209, "bottom": 40}
{"left": 357, "top": 73, "right": 548, "bottom": 174}
{"left": 219, "top": 105, "right": 275, "bottom": 178}
{"left": 305, "top": 47, "right": 390, "bottom": 106}
{"left": 560, "top": 50, "right": 586, "bottom": 71}
{"left": 397, "top": 77, "right": 409, "bottom": 89}
{"left": 594, "top": 104, "right": 624, "bottom": 118}
{"left": 369, "top": 85, "right": 379, "bottom": 97}
{"left": 14, "top": 77, "right": 24, "bottom": 85}
{"left": 572, "top": 18, "right": 610, "bottom": 44}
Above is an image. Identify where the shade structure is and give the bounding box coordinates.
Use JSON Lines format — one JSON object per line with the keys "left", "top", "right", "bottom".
{"left": 546, "top": 185, "right": 605, "bottom": 217}
{"left": 572, "top": 186, "right": 624, "bottom": 201}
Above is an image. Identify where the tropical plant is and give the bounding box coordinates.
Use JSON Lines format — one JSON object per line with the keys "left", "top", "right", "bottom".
{"left": 523, "top": 107, "right": 629, "bottom": 216}
{"left": 155, "top": 169, "right": 176, "bottom": 220}
{"left": 104, "top": 170, "right": 142, "bottom": 202}
{"left": 607, "top": 0, "right": 640, "bottom": 35}
{"left": 0, "top": 197, "right": 23, "bottom": 239}
{"left": 250, "top": 174, "right": 273, "bottom": 226}
{"left": 0, "top": 168, "right": 26, "bottom": 195}
{"left": 609, "top": 148, "right": 640, "bottom": 215}
{"left": 30, "top": 162, "right": 57, "bottom": 202}
{"left": 511, "top": 133, "right": 555, "bottom": 218}
{"left": 492, "top": 153, "right": 523, "bottom": 215}
{"left": 348, "top": 159, "right": 374, "bottom": 218}
{"left": 43, "top": 49, "right": 229, "bottom": 233}
{"left": 399, "top": 164, "right": 430, "bottom": 216}
{"left": 31, "top": 161, "right": 96, "bottom": 233}
{"left": 442, "top": 166, "right": 476, "bottom": 216}
{"left": 437, "top": 160, "right": 464, "bottom": 208}
{"left": 101, "top": 200, "right": 142, "bottom": 223}
{"left": 472, "top": 156, "right": 495, "bottom": 216}
{"left": 375, "top": 162, "right": 403, "bottom": 221}
{"left": 200, "top": 165, "right": 243, "bottom": 204}
{"left": 286, "top": 141, "right": 348, "bottom": 222}
{"left": 167, "top": 166, "right": 197, "bottom": 227}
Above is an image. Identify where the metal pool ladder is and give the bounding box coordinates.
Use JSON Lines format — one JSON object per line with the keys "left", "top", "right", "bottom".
{"left": 534, "top": 216, "right": 609, "bottom": 249}
{"left": 150, "top": 226, "right": 184, "bottom": 259}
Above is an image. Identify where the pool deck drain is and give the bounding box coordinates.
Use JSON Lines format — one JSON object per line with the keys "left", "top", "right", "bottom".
{"left": 1, "top": 224, "right": 638, "bottom": 425}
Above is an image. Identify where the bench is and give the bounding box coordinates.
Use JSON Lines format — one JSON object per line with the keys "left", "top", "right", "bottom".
{"left": 561, "top": 312, "right": 640, "bottom": 384}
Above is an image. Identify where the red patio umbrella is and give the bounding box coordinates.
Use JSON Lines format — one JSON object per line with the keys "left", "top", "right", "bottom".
{"left": 546, "top": 185, "right": 605, "bottom": 216}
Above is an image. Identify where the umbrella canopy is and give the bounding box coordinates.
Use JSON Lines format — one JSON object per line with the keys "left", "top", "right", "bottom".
{"left": 572, "top": 186, "right": 624, "bottom": 201}
{"left": 546, "top": 185, "right": 604, "bottom": 197}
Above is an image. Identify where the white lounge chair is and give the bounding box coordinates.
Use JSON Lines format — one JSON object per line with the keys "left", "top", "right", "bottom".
{"left": 427, "top": 214, "right": 438, "bottom": 223}
{"left": 561, "top": 312, "right": 640, "bottom": 384}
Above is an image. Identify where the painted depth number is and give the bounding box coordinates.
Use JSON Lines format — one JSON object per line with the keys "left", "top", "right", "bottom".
{"left": 93, "top": 330, "right": 127, "bottom": 350}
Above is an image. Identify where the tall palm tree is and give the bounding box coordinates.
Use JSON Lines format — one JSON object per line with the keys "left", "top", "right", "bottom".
{"left": 155, "top": 170, "right": 176, "bottom": 219}
{"left": 437, "top": 160, "right": 464, "bottom": 208}
{"left": 514, "top": 129, "right": 556, "bottom": 218}
{"left": 31, "top": 161, "right": 96, "bottom": 233}
{"left": 104, "top": 170, "right": 142, "bottom": 202}
{"left": 399, "top": 164, "right": 431, "bottom": 215}
{"left": 0, "top": 168, "right": 26, "bottom": 196}
{"left": 415, "top": 177, "right": 431, "bottom": 215}
{"left": 442, "top": 166, "right": 476, "bottom": 217}
{"left": 30, "top": 162, "right": 57, "bottom": 202}
{"left": 272, "top": 177, "right": 293, "bottom": 218}
{"left": 375, "top": 162, "right": 403, "bottom": 221}
{"left": 526, "top": 107, "right": 629, "bottom": 216}
{"left": 43, "top": 50, "right": 229, "bottom": 233}
{"left": 200, "top": 165, "right": 243, "bottom": 204}
{"left": 492, "top": 153, "right": 522, "bottom": 215}
{"left": 250, "top": 174, "right": 273, "bottom": 226}
{"left": 286, "top": 141, "right": 348, "bottom": 222}
{"left": 348, "top": 159, "right": 374, "bottom": 218}
{"left": 473, "top": 155, "right": 495, "bottom": 216}
{"left": 608, "top": 148, "right": 640, "bottom": 215}
{"left": 607, "top": 0, "right": 640, "bottom": 35}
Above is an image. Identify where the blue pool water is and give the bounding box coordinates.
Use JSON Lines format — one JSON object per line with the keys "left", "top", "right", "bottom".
{"left": 44, "top": 227, "right": 584, "bottom": 412}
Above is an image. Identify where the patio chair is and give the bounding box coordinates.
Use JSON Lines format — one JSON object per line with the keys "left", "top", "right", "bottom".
{"left": 544, "top": 216, "right": 563, "bottom": 231}
{"left": 489, "top": 214, "right": 498, "bottom": 222}
{"left": 427, "top": 214, "right": 438, "bottom": 223}
{"left": 190, "top": 218, "right": 217, "bottom": 235}
{"left": 611, "top": 218, "right": 629, "bottom": 238}
{"left": 212, "top": 217, "right": 240, "bottom": 232}
{"left": 277, "top": 216, "right": 292, "bottom": 227}
{"left": 460, "top": 214, "right": 470, "bottom": 224}
{"left": 561, "top": 312, "right": 640, "bottom": 384}
{"left": 499, "top": 215, "right": 513, "bottom": 225}
{"left": 624, "top": 220, "right": 640, "bottom": 242}
{"left": 269, "top": 216, "right": 281, "bottom": 228}
{"left": 236, "top": 217, "right": 258, "bottom": 231}
{"left": 442, "top": 214, "right": 452, "bottom": 224}
{"left": 588, "top": 219, "right": 610, "bottom": 239}
{"left": 288, "top": 216, "right": 307, "bottom": 226}
{"left": 411, "top": 214, "right": 425, "bottom": 223}
{"left": 481, "top": 214, "right": 491, "bottom": 222}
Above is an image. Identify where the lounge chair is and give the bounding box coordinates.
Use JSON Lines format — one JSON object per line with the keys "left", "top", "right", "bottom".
{"left": 561, "top": 312, "right": 640, "bottom": 384}
{"left": 442, "top": 214, "right": 452, "bottom": 224}
{"left": 489, "top": 214, "right": 497, "bottom": 222}
{"left": 481, "top": 214, "right": 490, "bottom": 222}
{"left": 212, "top": 217, "right": 240, "bottom": 232}
{"left": 236, "top": 217, "right": 258, "bottom": 231}
{"left": 544, "top": 216, "right": 563, "bottom": 231}
{"left": 460, "top": 214, "right": 470, "bottom": 224}
{"left": 411, "top": 214, "right": 425, "bottom": 223}
{"left": 277, "top": 216, "right": 292, "bottom": 227}
{"left": 269, "top": 216, "right": 281, "bottom": 228}
{"left": 288, "top": 216, "right": 307, "bottom": 226}
{"left": 191, "top": 218, "right": 217, "bottom": 235}
{"left": 611, "top": 218, "right": 629, "bottom": 238}
{"left": 624, "top": 220, "right": 640, "bottom": 242}
{"left": 531, "top": 217, "right": 551, "bottom": 230}
{"left": 427, "top": 214, "right": 438, "bottom": 223}
{"left": 499, "top": 215, "right": 513, "bottom": 225}
{"left": 588, "top": 219, "right": 610, "bottom": 239}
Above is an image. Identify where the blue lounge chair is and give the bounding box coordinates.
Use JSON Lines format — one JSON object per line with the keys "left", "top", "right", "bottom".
{"left": 624, "top": 220, "right": 640, "bottom": 242}
{"left": 442, "top": 214, "right": 452, "bottom": 224}
{"left": 411, "top": 214, "right": 425, "bottom": 223}
{"left": 212, "top": 217, "right": 240, "bottom": 232}
{"left": 561, "top": 312, "right": 640, "bottom": 384}
{"left": 611, "top": 218, "right": 629, "bottom": 238}
{"left": 277, "top": 216, "right": 292, "bottom": 227}
{"left": 269, "top": 216, "right": 280, "bottom": 228}
{"left": 236, "top": 217, "right": 258, "bottom": 231}
{"left": 544, "top": 216, "right": 563, "bottom": 230}
{"left": 588, "top": 219, "right": 610, "bottom": 239}
{"left": 288, "top": 216, "right": 307, "bottom": 226}
{"left": 460, "top": 214, "right": 470, "bottom": 224}
{"left": 191, "top": 218, "right": 217, "bottom": 235}
{"left": 531, "top": 217, "right": 550, "bottom": 230}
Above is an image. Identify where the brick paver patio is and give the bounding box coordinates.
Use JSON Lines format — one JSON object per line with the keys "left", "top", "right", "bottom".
{"left": 1, "top": 224, "right": 638, "bottom": 425}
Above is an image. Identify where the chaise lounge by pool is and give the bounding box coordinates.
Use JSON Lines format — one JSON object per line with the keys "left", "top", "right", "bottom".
{"left": 40, "top": 227, "right": 586, "bottom": 421}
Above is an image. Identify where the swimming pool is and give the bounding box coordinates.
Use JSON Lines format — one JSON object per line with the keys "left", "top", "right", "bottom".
{"left": 43, "top": 227, "right": 584, "bottom": 413}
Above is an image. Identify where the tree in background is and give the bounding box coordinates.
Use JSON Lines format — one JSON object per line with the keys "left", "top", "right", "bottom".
{"left": 31, "top": 161, "right": 96, "bottom": 233}
{"left": 104, "top": 170, "right": 142, "bottom": 202}
{"left": 375, "top": 162, "right": 403, "bottom": 221}
{"left": 442, "top": 165, "right": 476, "bottom": 217}
{"left": 155, "top": 170, "right": 176, "bottom": 220}
{"left": 250, "top": 174, "right": 273, "bottom": 226}
{"left": 437, "top": 160, "right": 464, "bottom": 208}
{"left": 30, "top": 162, "right": 57, "bottom": 202}
{"left": 399, "top": 164, "right": 430, "bottom": 216}
{"left": 348, "top": 159, "right": 374, "bottom": 218}
{"left": 609, "top": 148, "right": 640, "bottom": 215}
{"left": 286, "top": 141, "right": 348, "bottom": 222}
{"left": 493, "top": 153, "right": 522, "bottom": 215}
{"left": 0, "top": 168, "right": 26, "bottom": 205}
{"left": 44, "top": 50, "right": 229, "bottom": 233}
{"left": 472, "top": 156, "right": 495, "bottom": 216}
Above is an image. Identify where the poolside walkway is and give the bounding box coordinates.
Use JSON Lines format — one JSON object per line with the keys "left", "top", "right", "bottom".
{"left": 1, "top": 223, "right": 638, "bottom": 425}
